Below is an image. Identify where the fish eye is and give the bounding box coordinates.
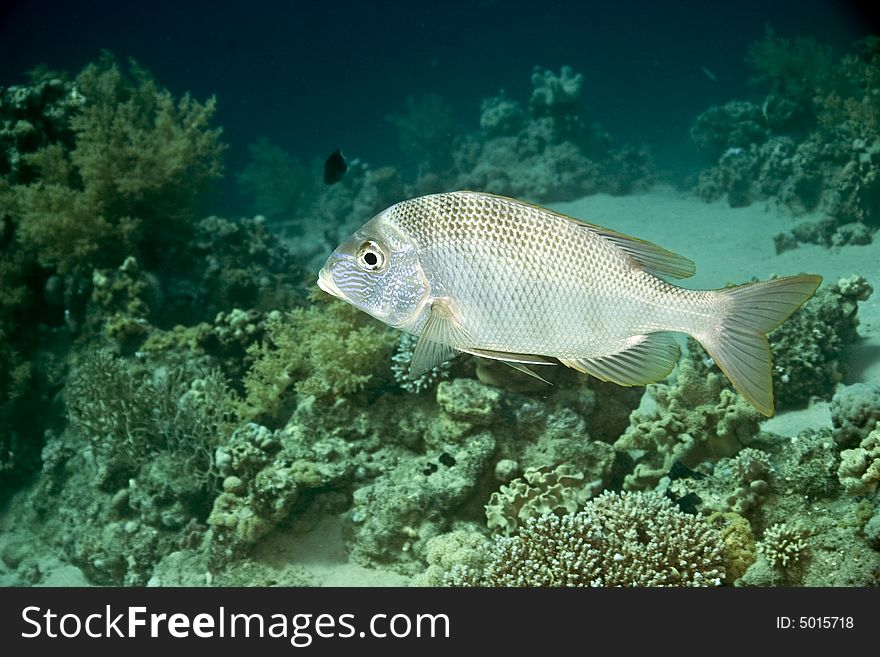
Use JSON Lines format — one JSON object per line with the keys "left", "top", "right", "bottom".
{"left": 356, "top": 240, "right": 386, "bottom": 272}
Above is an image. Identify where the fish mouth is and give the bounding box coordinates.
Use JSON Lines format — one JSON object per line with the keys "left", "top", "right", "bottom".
{"left": 317, "top": 267, "right": 344, "bottom": 299}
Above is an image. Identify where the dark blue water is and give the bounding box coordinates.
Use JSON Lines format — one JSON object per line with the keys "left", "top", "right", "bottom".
{"left": 2, "top": 0, "right": 875, "bottom": 183}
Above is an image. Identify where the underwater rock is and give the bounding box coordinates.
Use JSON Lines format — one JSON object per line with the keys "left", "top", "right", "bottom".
{"left": 345, "top": 432, "right": 496, "bottom": 574}
{"left": 207, "top": 421, "right": 354, "bottom": 566}
{"left": 690, "top": 101, "right": 769, "bottom": 160}
{"left": 479, "top": 92, "right": 525, "bottom": 138}
{"left": 435, "top": 378, "right": 501, "bottom": 425}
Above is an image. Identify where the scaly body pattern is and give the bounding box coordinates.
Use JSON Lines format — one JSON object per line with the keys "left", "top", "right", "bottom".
{"left": 318, "top": 191, "right": 821, "bottom": 416}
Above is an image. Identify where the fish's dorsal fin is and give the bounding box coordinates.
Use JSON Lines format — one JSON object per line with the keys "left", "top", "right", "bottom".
{"left": 410, "top": 298, "right": 471, "bottom": 377}
{"left": 454, "top": 191, "right": 696, "bottom": 279}
{"left": 567, "top": 219, "right": 696, "bottom": 279}
{"left": 559, "top": 333, "right": 680, "bottom": 386}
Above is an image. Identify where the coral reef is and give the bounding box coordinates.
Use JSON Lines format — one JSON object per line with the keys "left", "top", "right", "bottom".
{"left": 241, "top": 301, "right": 397, "bottom": 426}
{"left": 391, "top": 332, "right": 451, "bottom": 393}
{"left": 768, "top": 275, "right": 872, "bottom": 407}
{"left": 484, "top": 464, "right": 600, "bottom": 535}
{"left": 614, "top": 358, "right": 762, "bottom": 490}
{"left": 758, "top": 522, "right": 809, "bottom": 569}
{"left": 452, "top": 66, "right": 653, "bottom": 202}
{"left": 692, "top": 30, "right": 880, "bottom": 245}
{"left": 444, "top": 491, "right": 726, "bottom": 586}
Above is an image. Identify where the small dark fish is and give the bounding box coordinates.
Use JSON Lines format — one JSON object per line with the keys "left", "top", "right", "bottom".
{"left": 323, "top": 149, "right": 347, "bottom": 185}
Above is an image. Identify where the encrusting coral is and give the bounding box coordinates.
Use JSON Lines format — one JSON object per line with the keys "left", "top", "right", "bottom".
{"left": 837, "top": 428, "right": 880, "bottom": 496}
{"left": 614, "top": 357, "right": 762, "bottom": 490}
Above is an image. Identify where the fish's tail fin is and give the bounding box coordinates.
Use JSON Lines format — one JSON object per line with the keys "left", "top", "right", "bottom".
{"left": 694, "top": 274, "right": 822, "bottom": 417}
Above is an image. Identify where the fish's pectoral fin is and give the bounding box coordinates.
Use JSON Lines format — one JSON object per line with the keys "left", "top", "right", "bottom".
{"left": 410, "top": 298, "right": 471, "bottom": 378}
{"left": 559, "top": 333, "right": 680, "bottom": 386}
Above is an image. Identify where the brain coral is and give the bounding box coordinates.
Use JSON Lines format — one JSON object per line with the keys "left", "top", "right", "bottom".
{"left": 448, "top": 491, "right": 725, "bottom": 587}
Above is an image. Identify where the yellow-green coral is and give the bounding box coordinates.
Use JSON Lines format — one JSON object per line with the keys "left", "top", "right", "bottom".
{"left": 13, "top": 53, "right": 224, "bottom": 274}
{"left": 241, "top": 299, "right": 397, "bottom": 424}
{"left": 708, "top": 512, "right": 756, "bottom": 584}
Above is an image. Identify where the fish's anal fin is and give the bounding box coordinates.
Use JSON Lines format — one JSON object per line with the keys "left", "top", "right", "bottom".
{"left": 559, "top": 333, "right": 680, "bottom": 386}
{"left": 410, "top": 298, "right": 470, "bottom": 378}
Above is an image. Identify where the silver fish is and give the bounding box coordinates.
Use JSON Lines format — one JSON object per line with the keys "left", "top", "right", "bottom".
{"left": 317, "top": 191, "right": 821, "bottom": 416}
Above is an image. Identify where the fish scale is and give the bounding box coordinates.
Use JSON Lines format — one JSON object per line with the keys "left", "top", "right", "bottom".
{"left": 318, "top": 191, "right": 822, "bottom": 416}
{"left": 389, "top": 192, "right": 678, "bottom": 357}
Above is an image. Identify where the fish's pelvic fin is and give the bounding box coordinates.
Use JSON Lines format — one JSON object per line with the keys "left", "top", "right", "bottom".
{"left": 559, "top": 333, "right": 680, "bottom": 386}
{"left": 502, "top": 361, "right": 553, "bottom": 384}
{"left": 410, "top": 298, "right": 470, "bottom": 378}
{"left": 696, "top": 274, "right": 822, "bottom": 417}
{"left": 460, "top": 347, "right": 555, "bottom": 384}
{"left": 461, "top": 347, "right": 554, "bottom": 365}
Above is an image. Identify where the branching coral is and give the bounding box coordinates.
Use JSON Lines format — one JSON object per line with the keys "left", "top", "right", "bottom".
{"left": 447, "top": 491, "right": 725, "bottom": 587}
{"left": 758, "top": 522, "right": 808, "bottom": 570}
{"left": 66, "top": 350, "right": 237, "bottom": 490}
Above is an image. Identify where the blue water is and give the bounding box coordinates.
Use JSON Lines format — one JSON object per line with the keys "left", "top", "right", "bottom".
{"left": 2, "top": 0, "right": 873, "bottom": 182}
